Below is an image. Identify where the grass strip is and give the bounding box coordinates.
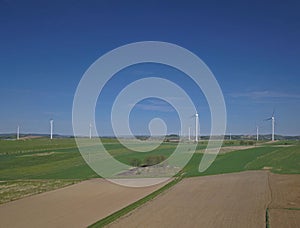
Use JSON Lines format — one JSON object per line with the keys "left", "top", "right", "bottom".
{"left": 284, "top": 207, "right": 300, "bottom": 211}
{"left": 89, "top": 176, "right": 182, "bottom": 228}
{"left": 266, "top": 208, "right": 270, "bottom": 228}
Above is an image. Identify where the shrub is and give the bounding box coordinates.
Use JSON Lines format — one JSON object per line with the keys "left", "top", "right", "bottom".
{"left": 144, "top": 155, "right": 166, "bottom": 166}
{"left": 129, "top": 158, "right": 142, "bottom": 167}
{"left": 248, "top": 141, "right": 254, "bottom": 145}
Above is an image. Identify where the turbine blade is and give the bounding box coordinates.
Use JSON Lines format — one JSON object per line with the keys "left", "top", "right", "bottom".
{"left": 264, "top": 117, "right": 272, "bottom": 121}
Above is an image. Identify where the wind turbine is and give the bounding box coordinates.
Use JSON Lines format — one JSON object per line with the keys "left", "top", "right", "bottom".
{"left": 256, "top": 126, "right": 259, "bottom": 141}
{"left": 264, "top": 111, "right": 275, "bottom": 141}
{"left": 190, "top": 112, "right": 200, "bottom": 142}
{"left": 50, "top": 119, "right": 54, "bottom": 140}
{"left": 194, "top": 112, "right": 199, "bottom": 142}
{"left": 17, "top": 125, "right": 20, "bottom": 140}
{"left": 89, "top": 123, "right": 92, "bottom": 139}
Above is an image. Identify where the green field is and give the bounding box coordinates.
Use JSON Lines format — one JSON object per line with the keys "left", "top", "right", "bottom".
{"left": 184, "top": 144, "right": 300, "bottom": 177}
{"left": 0, "top": 138, "right": 299, "bottom": 203}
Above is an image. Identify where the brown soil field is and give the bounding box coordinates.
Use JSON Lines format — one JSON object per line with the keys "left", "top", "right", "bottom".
{"left": 0, "top": 178, "right": 169, "bottom": 228}
{"left": 269, "top": 210, "right": 300, "bottom": 228}
{"left": 108, "top": 171, "right": 271, "bottom": 228}
{"left": 108, "top": 171, "right": 300, "bottom": 228}
{"left": 19, "top": 136, "right": 43, "bottom": 140}
{"left": 218, "top": 145, "right": 257, "bottom": 154}
{"left": 269, "top": 173, "right": 300, "bottom": 228}
{"left": 1, "top": 172, "right": 298, "bottom": 227}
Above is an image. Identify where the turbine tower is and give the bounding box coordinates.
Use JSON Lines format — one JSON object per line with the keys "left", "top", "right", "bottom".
{"left": 89, "top": 123, "right": 92, "bottom": 139}
{"left": 17, "top": 125, "right": 20, "bottom": 140}
{"left": 195, "top": 112, "right": 199, "bottom": 142}
{"left": 188, "top": 127, "right": 191, "bottom": 141}
{"left": 272, "top": 115, "right": 275, "bottom": 141}
{"left": 264, "top": 111, "right": 275, "bottom": 141}
{"left": 256, "top": 126, "right": 259, "bottom": 141}
{"left": 50, "top": 119, "right": 53, "bottom": 140}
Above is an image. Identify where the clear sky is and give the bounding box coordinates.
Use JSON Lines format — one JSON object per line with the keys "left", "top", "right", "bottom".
{"left": 0, "top": 0, "right": 299, "bottom": 136}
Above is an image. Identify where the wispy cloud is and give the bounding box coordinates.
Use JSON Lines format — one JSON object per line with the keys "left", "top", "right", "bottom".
{"left": 42, "top": 112, "right": 62, "bottom": 118}
{"left": 230, "top": 90, "right": 300, "bottom": 99}
{"left": 134, "top": 103, "right": 174, "bottom": 112}
{"left": 135, "top": 104, "right": 174, "bottom": 112}
{"left": 130, "top": 98, "right": 175, "bottom": 113}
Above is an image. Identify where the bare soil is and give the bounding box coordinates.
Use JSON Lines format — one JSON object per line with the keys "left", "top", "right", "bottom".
{"left": 1, "top": 172, "right": 298, "bottom": 227}
{"left": 218, "top": 145, "right": 257, "bottom": 154}
{"left": 195, "top": 145, "right": 258, "bottom": 154}
{"left": 108, "top": 171, "right": 300, "bottom": 228}
{"left": 269, "top": 209, "right": 300, "bottom": 228}
{"left": 19, "top": 136, "right": 43, "bottom": 140}
{"left": 0, "top": 178, "right": 169, "bottom": 228}
{"left": 108, "top": 171, "right": 271, "bottom": 228}
{"left": 268, "top": 173, "right": 300, "bottom": 228}
{"left": 20, "top": 151, "right": 60, "bottom": 157}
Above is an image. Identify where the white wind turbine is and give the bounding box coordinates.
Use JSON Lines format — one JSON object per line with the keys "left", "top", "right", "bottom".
{"left": 264, "top": 111, "right": 275, "bottom": 141}
{"left": 192, "top": 112, "right": 199, "bottom": 142}
{"left": 17, "top": 125, "right": 20, "bottom": 140}
{"left": 89, "top": 123, "right": 92, "bottom": 139}
{"left": 50, "top": 119, "right": 54, "bottom": 140}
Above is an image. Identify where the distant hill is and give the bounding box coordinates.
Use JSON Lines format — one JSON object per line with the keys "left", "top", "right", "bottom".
{"left": 225, "top": 134, "right": 300, "bottom": 141}
{"left": 0, "top": 133, "right": 70, "bottom": 140}
{"left": 0, "top": 133, "right": 299, "bottom": 141}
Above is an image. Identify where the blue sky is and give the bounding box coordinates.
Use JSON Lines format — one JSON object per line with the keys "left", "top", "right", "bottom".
{"left": 0, "top": 0, "right": 300, "bottom": 136}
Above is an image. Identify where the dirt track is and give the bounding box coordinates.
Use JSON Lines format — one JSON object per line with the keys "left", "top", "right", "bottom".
{"left": 108, "top": 171, "right": 271, "bottom": 228}
{"left": 0, "top": 178, "right": 168, "bottom": 228}
{"left": 196, "top": 145, "right": 258, "bottom": 154}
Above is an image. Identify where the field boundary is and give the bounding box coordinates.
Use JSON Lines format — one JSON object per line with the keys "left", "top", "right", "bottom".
{"left": 88, "top": 176, "right": 182, "bottom": 228}
{"left": 265, "top": 208, "right": 270, "bottom": 228}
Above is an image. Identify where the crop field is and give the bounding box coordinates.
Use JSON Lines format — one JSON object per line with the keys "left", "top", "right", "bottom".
{"left": 1, "top": 138, "right": 299, "bottom": 179}
{"left": 107, "top": 171, "right": 271, "bottom": 227}
{"left": 268, "top": 173, "right": 300, "bottom": 228}
{"left": 0, "top": 178, "right": 169, "bottom": 228}
{"left": 107, "top": 171, "right": 300, "bottom": 228}
{"left": 0, "top": 138, "right": 299, "bottom": 227}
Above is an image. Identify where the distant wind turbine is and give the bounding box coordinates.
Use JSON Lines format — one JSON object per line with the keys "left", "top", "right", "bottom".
{"left": 264, "top": 111, "right": 275, "bottom": 141}
{"left": 17, "top": 125, "right": 20, "bottom": 140}
{"left": 192, "top": 112, "right": 199, "bottom": 142}
{"left": 256, "top": 126, "right": 259, "bottom": 141}
{"left": 89, "top": 123, "right": 92, "bottom": 139}
{"left": 50, "top": 119, "right": 54, "bottom": 140}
